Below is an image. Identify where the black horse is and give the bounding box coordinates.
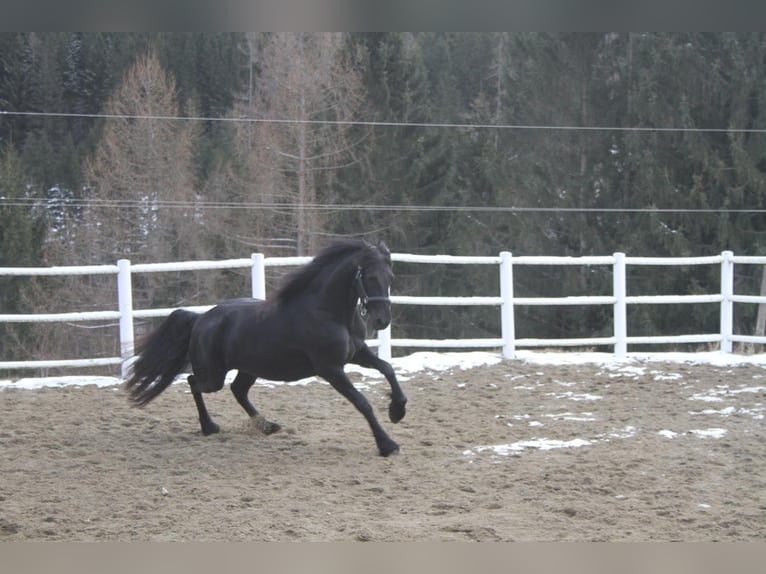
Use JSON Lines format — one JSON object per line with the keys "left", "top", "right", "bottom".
{"left": 125, "top": 239, "right": 406, "bottom": 456}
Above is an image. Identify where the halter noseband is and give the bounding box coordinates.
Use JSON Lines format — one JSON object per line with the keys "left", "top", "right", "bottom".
{"left": 354, "top": 266, "right": 390, "bottom": 317}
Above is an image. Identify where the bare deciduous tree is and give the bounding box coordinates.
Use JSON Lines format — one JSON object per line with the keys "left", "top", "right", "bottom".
{"left": 222, "top": 33, "right": 367, "bottom": 255}
{"left": 80, "top": 50, "right": 200, "bottom": 264}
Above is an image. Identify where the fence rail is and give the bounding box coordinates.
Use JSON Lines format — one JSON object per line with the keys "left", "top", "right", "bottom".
{"left": 2, "top": 250, "right": 766, "bottom": 375}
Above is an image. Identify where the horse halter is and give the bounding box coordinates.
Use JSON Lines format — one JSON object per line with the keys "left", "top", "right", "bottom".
{"left": 354, "top": 266, "right": 390, "bottom": 317}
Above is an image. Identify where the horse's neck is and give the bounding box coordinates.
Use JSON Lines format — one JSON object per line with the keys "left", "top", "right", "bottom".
{"left": 316, "top": 262, "right": 357, "bottom": 320}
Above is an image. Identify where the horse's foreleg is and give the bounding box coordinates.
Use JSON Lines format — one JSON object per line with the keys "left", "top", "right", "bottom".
{"left": 230, "top": 372, "right": 281, "bottom": 435}
{"left": 320, "top": 366, "right": 400, "bottom": 457}
{"left": 350, "top": 346, "right": 407, "bottom": 423}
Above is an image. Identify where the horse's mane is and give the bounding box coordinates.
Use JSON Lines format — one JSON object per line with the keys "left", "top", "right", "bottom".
{"left": 274, "top": 239, "right": 390, "bottom": 305}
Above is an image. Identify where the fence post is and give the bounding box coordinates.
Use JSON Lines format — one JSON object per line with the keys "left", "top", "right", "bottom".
{"left": 499, "top": 251, "right": 515, "bottom": 359}
{"left": 376, "top": 283, "right": 393, "bottom": 360}
{"left": 720, "top": 250, "right": 734, "bottom": 354}
{"left": 613, "top": 252, "right": 627, "bottom": 358}
{"left": 251, "top": 253, "right": 266, "bottom": 299}
{"left": 378, "top": 324, "right": 392, "bottom": 361}
{"left": 117, "top": 259, "right": 134, "bottom": 379}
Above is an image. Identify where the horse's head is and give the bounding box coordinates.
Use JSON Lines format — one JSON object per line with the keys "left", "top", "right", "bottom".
{"left": 355, "top": 240, "right": 394, "bottom": 330}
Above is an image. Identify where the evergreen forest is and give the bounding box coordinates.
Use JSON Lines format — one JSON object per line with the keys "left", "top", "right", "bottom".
{"left": 2, "top": 33, "right": 766, "bottom": 369}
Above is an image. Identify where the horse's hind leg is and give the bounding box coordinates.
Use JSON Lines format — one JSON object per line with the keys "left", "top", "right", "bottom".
{"left": 230, "top": 372, "right": 281, "bottom": 435}
{"left": 188, "top": 373, "right": 225, "bottom": 436}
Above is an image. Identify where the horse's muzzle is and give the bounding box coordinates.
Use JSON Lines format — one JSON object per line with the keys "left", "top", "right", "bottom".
{"left": 367, "top": 304, "right": 391, "bottom": 331}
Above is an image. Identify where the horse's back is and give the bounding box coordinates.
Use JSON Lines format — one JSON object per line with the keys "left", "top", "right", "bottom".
{"left": 189, "top": 298, "right": 264, "bottom": 362}
{"left": 213, "top": 297, "right": 264, "bottom": 310}
{"left": 197, "top": 298, "right": 262, "bottom": 325}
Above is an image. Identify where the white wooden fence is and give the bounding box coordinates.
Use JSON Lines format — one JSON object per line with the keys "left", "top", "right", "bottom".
{"left": 1, "top": 250, "right": 766, "bottom": 376}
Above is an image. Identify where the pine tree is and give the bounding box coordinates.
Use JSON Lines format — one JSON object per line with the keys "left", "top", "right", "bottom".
{"left": 0, "top": 145, "right": 46, "bottom": 360}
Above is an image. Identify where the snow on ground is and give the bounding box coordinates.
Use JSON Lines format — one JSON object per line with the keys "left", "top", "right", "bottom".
{"left": 2, "top": 349, "right": 766, "bottom": 390}
{"left": 0, "top": 351, "right": 502, "bottom": 390}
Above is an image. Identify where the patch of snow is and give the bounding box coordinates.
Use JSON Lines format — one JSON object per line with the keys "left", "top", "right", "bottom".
{"left": 546, "top": 391, "right": 603, "bottom": 401}
{"left": 464, "top": 437, "right": 592, "bottom": 459}
{"left": 1, "top": 376, "right": 122, "bottom": 390}
{"left": 542, "top": 411, "right": 596, "bottom": 422}
{"left": 689, "top": 428, "right": 728, "bottom": 439}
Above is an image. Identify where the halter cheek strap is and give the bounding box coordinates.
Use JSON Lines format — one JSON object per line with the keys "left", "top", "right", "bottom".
{"left": 354, "top": 266, "right": 390, "bottom": 316}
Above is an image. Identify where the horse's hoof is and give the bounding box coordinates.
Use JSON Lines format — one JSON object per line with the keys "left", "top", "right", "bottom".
{"left": 250, "top": 414, "right": 281, "bottom": 435}
{"left": 201, "top": 422, "right": 220, "bottom": 436}
{"left": 379, "top": 442, "right": 401, "bottom": 457}
{"left": 389, "top": 402, "right": 406, "bottom": 424}
{"left": 381, "top": 447, "right": 402, "bottom": 457}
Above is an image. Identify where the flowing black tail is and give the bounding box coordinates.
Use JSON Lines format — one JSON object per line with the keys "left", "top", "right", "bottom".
{"left": 125, "top": 309, "right": 199, "bottom": 406}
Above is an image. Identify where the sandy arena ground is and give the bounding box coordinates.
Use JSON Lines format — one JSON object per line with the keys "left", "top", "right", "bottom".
{"left": 1, "top": 356, "right": 765, "bottom": 541}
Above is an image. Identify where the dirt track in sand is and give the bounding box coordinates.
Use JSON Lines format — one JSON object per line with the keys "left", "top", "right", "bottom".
{"left": 1, "top": 358, "right": 765, "bottom": 541}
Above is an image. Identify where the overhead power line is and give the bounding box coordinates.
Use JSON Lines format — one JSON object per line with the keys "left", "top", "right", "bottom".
{"left": 2, "top": 111, "right": 762, "bottom": 217}
{"left": 1, "top": 197, "right": 763, "bottom": 214}
{"left": 2, "top": 109, "right": 766, "bottom": 134}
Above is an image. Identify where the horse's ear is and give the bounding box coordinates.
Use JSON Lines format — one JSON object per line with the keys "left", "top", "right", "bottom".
{"left": 377, "top": 240, "right": 390, "bottom": 257}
